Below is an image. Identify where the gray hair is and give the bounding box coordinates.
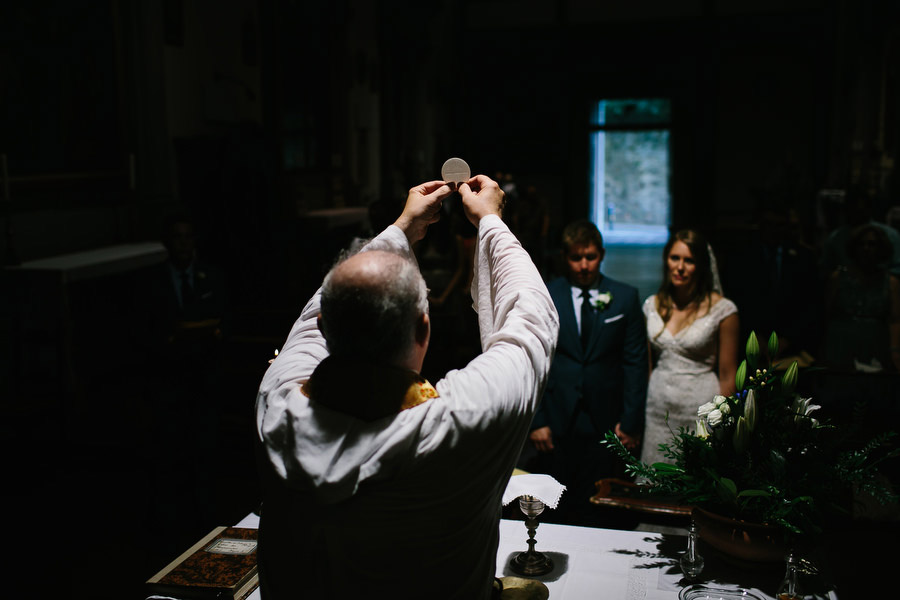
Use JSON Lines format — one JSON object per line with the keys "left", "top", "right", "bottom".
{"left": 320, "top": 249, "right": 428, "bottom": 364}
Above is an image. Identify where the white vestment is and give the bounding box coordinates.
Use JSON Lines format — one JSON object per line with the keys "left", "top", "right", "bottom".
{"left": 255, "top": 215, "right": 559, "bottom": 599}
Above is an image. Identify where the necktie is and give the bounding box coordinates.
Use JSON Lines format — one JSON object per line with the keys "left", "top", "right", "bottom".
{"left": 580, "top": 288, "right": 593, "bottom": 349}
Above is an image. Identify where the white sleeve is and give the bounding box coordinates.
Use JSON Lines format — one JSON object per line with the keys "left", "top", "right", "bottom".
{"left": 438, "top": 215, "right": 559, "bottom": 415}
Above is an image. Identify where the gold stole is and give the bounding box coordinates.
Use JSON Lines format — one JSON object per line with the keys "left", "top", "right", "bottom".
{"left": 301, "top": 356, "right": 439, "bottom": 421}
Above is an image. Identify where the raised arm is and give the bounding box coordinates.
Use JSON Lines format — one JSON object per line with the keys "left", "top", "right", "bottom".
{"left": 437, "top": 174, "right": 558, "bottom": 416}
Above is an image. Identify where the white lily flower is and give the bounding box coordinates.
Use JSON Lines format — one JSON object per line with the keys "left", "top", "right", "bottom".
{"left": 744, "top": 388, "right": 758, "bottom": 431}
{"left": 696, "top": 419, "right": 710, "bottom": 439}
{"left": 791, "top": 396, "right": 821, "bottom": 425}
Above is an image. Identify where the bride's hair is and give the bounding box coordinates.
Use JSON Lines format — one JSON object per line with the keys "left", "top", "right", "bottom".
{"left": 655, "top": 229, "right": 715, "bottom": 335}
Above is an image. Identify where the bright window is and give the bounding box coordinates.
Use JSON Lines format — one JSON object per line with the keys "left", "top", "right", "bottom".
{"left": 589, "top": 98, "right": 672, "bottom": 245}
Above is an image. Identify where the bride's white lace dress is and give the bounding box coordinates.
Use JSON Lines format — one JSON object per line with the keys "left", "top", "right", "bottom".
{"left": 640, "top": 295, "right": 738, "bottom": 465}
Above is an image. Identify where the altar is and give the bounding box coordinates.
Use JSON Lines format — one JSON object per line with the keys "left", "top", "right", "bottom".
{"left": 228, "top": 513, "right": 837, "bottom": 600}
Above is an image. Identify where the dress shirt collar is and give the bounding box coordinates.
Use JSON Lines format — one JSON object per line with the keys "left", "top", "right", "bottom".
{"left": 570, "top": 276, "right": 604, "bottom": 332}
{"left": 569, "top": 274, "right": 604, "bottom": 304}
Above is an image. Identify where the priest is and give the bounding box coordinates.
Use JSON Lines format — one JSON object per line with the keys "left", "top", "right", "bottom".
{"left": 254, "top": 174, "right": 559, "bottom": 599}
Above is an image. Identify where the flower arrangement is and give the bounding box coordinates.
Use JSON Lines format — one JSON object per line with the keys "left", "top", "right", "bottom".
{"left": 603, "top": 331, "right": 898, "bottom": 539}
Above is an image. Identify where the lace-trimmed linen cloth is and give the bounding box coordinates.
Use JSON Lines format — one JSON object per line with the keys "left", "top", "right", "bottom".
{"left": 639, "top": 295, "right": 738, "bottom": 465}
{"left": 502, "top": 473, "right": 566, "bottom": 509}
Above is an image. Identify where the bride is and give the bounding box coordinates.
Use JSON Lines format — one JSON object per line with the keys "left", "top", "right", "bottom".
{"left": 640, "top": 229, "right": 740, "bottom": 466}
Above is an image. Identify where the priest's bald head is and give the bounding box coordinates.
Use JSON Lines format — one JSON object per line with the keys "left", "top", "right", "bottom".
{"left": 319, "top": 250, "right": 430, "bottom": 372}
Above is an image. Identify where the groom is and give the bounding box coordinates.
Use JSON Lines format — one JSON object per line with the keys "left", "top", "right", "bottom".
{"left": 525, "top": 219, "right": 648, "bottom": 526}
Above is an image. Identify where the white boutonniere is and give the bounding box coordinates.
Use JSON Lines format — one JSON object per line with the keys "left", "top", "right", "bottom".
{"left": 591, "top": 291, "right": 613, "bottom": 311}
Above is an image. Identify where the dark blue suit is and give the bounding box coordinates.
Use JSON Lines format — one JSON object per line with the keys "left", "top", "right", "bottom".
{"left": 527, "top": 274, "right": 648, "bottom": 524}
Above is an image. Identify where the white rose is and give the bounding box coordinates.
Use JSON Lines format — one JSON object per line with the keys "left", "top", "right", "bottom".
{"left": 713, "top": 395, "right": 728, "bottom": 407}
{"left": 719, "top": 402, "right": 731, "bottom": 415}
{"left": 707, "top": 409, "right": 724, "bottom": 427}
{"left": 698, "top": 401, "right": 716, "bottom": 418}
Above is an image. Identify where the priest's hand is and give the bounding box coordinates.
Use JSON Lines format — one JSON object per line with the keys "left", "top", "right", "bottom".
{"left": 459, "top": 174, "right": 504, "bottom": 227}
{"left": 529, "top": 426, "right": 554, "bottom": 453}
{"left": 394, "top": 181, "right": 455, "bottom": 244}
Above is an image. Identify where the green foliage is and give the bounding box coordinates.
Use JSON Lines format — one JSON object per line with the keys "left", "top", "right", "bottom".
{"left": 602, "top": 330, "right": 899, "bottom": 538}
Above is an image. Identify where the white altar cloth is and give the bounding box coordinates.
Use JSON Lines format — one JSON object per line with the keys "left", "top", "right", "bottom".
{"left": 230, "top": 513, "right": 833, "bottom": 600}
{"left": 495, "top": 518, "right": 684, "bottom": 599}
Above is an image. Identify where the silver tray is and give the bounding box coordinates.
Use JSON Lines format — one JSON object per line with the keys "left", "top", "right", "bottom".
{"left": 678, "top": 584, "right": 766, "bottom": 600}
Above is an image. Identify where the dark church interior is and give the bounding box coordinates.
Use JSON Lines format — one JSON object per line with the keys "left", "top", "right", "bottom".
{"left": 2, "top": 1, "right": 899, "bottom": 598}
